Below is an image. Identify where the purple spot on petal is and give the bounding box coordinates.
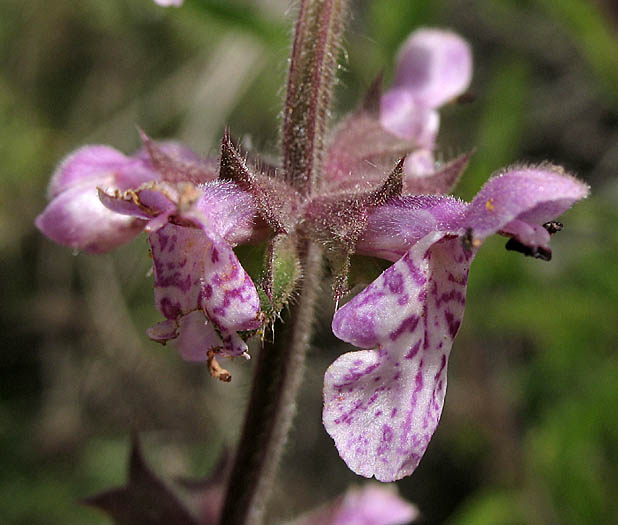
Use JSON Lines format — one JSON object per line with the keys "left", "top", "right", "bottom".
{"left": 404, "top": 255, "right": 427, "bottom": 285}
{"left": 160, "top": 297, "right": 182, "bottom": 319}
{"left": 390, "top": 315, "right": 420, "bottom": 341}
{"left": 434, "top": 354, "right": 447, "bottom": 381}
{"left": 158, "top": 232, "right": 169, "bottom": 251}
{"left": 444, "top": 310, "right": 461, "bottom": 338}
{"left": 405, "top": 340, "right": 422, "bottom": 359}
{"left": 383, "top": 270, "right": 404, "bottom": 294}
{"left": 448, "top": 272, "right": 467, "bottom": 286}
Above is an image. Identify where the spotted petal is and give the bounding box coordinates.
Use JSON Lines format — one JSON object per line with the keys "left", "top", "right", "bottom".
{"left": 149, "top": 222, "right": 261, "bottom": 359}
{"left": 324, "top": 233, "right": 471, "bottom": 481}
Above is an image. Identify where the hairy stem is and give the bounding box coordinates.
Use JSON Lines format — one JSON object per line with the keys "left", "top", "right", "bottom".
{"left": 282, "top": 0, "right": 349, "bottom": 195}
{"left": 219, "top": 2, "right": 348, "bottom": 522}
{"left": 219, "top": 242, "right": 322, "bottom": 525}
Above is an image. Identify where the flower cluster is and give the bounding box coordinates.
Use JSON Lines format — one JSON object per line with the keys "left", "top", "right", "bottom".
{"left": 36, "top": 26, "right": 588, "bottom": 484}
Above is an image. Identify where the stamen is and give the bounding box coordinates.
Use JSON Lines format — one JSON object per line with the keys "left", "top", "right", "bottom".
{"left": 543, "top": 221, "right": 563, "bottom": 235}
{"left": 207, "top": 349, "right": 232, "bottom": 382}
{"left": 504, "top": 238, "right": 552, "bottom": 261}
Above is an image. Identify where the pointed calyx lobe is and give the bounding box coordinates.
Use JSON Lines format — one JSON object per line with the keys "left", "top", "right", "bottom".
{"left": 219, "top": 131, "right": 301, "bottom": 234}
{"left": 323, "top": 164, "right": 589, "bottom": 481}
{"left": 303, "top": 158, "right": 405, "bottom": 299}
{"left": 323, "top": 73, "right": 471, "bottom": 196}
{"left": 282, "top": 0, "right": 349, "bottom": 195}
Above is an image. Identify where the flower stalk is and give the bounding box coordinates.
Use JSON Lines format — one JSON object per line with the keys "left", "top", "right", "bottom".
{"left": 219, "top": 1, "right": 348, "bottom": 523}
{"left": 219, "top": 242, "right": 322, "bottom": 525}
{"left": 282, "top": 0, "right": 348, "bottom": 195}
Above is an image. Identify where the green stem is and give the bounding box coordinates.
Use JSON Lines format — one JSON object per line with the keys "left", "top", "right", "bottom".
{"left": 218, "top": 242, "right": 322, "bottom": 525}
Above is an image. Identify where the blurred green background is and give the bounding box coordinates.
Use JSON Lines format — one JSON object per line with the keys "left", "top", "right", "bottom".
{"left": 1, "top": 0, "right": 617, "bottom": 523}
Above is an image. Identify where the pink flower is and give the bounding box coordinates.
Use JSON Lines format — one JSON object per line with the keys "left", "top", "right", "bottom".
{"left": 292, "top": 484, "right": 418, "bottom": 525}
{"left": 323, "top": 167, "right": 588, "bottom": 481}
{"left": 380, "top": 28, "right": 472, "bottom": 146}
{"left": 36, "top": 136, "right": 264, "bottom": 370}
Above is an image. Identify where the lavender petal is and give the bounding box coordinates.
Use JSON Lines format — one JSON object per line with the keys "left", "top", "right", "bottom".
{"left": 35, "top": 182, "right": 146, "bottom": 254}
{"left": 388, "top": 28, "right": 472, "bottom": 110}
{"left": 464, "top": 164, "right": 590, "bottom": 240}
{"left": 356, "top": 195, "right": 467, "bottom": 262}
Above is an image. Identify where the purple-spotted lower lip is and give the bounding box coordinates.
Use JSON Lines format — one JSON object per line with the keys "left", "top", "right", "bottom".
{"left": 323, "top": 162, "right": 588, "bottom": 481}
{"left": 149, "top": 219, "right": 261, "bottom": 361}
{"left": 324, "top": 233, "right": 469, "bottom": 481}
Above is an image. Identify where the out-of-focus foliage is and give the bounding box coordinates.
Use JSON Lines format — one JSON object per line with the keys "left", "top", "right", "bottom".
{"left": 0, "top": 0, "right": 616, "bottom": 524}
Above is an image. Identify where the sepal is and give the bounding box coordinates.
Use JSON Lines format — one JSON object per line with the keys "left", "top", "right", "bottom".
{"left": 139, "top": 129, "right": 217, "bottom": 185}
{"left": 220, "top": 131, "right": 301, "bottom": 234}
{"left": 260, "top": 234, "right": 302, "bottom": 324}
{"left": 304, "top": 158, "right": 405, "bottom": 301}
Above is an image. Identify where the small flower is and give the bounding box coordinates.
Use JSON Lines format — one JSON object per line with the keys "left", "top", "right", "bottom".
{"left": 35, "top": 145, "right": 157, "bottom": 254}
{"left": 290, "top": 484, "right": 418, "bottom": 525}
{"left": 98, "top": 138, "right": 267, "bottom": 370}
{"left": 37, "top": 135, "right": 265, "bottom": 373}
{"left": 380, "top": 28, "right": 472, "bottom": 146}
{"left": 322, "top": 166, "right": 589, "bottom": 482}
